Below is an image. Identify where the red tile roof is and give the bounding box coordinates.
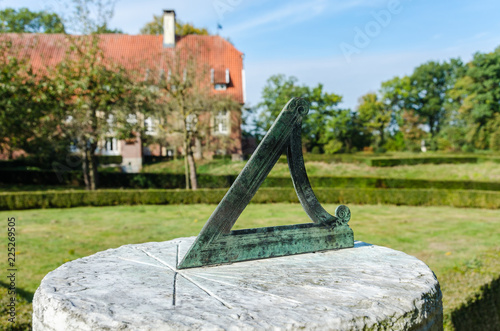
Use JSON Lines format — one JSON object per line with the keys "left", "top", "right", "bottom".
{"left": 4, "top": 33, "right": 245, "bottom": 104}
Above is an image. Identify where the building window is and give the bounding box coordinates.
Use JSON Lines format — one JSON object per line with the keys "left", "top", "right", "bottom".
{"left": 144, "top": 116, "right": 156, "bottom": 135}
{"left": 186, "top": 114, "right": 197, "bottom": 132}
{"left": 102, "top": 137, "right": 119, "bottom": 155}
{"left": 214, "top": 110, "right": 229, "bottom": 134}
{"left": 214, "top": 83, "right": 227, "bottom": 91}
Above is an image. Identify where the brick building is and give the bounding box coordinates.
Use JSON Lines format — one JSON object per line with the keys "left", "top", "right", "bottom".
{"left": 6, "top": 10, "right": 246, "bottom": 172}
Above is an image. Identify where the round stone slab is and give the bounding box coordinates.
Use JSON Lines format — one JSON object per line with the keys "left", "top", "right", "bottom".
{"left": 33, "top": 238, "right": 443, "bottom": 331}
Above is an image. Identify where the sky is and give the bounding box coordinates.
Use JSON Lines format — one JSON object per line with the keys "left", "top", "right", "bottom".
{"left": 2, "top": 0, "right": 500, "bottom": 111}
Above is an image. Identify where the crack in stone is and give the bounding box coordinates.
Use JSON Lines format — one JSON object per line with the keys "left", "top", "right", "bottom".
{"left": 117, "top": 257, "right": 170, "bottom": 270}
{"left": 189, "top": 273, "right": 301, "bottom": 305}
{"left": 172, "top": 272, "right": 178, "bottom": 307}
{"left": 139, "top": 248, "right": 233, "bottom": 309}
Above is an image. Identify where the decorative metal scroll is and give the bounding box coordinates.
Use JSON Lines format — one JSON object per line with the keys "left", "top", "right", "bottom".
{"left": 178, "top": 97, "right": 354, "bottom": 269}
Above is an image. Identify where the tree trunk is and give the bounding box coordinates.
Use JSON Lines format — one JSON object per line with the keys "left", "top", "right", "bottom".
{"left": 83, "top": 142, "right": 99, "bottom": 190}
{"left": 82, "top": 145, "right": 91, "bottom": 190}
{"left": 183, "top": 139, "right": 190, "bottom": 189}
{"left": 194, "top": 137, "right": 202, "bottom": 160}
{"left": 187, "top": 146, "right": 198, "bottom": 190}
{"left": 379, "top": 124, "right": 385, "bottom": 147}
{"left": 88, "top": 142, "right": 98, "bottom": 190}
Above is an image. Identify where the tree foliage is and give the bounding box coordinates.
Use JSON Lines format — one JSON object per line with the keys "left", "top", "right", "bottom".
{"left": 257, "top": 74, "right": 342, "bottom": 152}
{"left": 322, "top": 109, "right": 368, "bottom": 154}
{"left": 43, "top": 0, "right": 154, "bottom": 190}
{"left": 0, "top": 7, "right": 65, "bottom": 33}
{"left": 50, "top": 35, "right": 156, "bottom": 189}
{"left": 0, "top": 37, "right": 67, "bottom": 161}
{"left": 357, "top": 93, "right": 390, "bottom": 150}
{"left": 150, "top": 49, "right": 239, "bottom": 190}
{"left": 140, "top": 14, "right": 209, "bottom": 36}
{"left": 449, "top": 47, "right": 500, "bottom": 150}
{"left": 408, "top": 60, "right": 463, "bottom": 142}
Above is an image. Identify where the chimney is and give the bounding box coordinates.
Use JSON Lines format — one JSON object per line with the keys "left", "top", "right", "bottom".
{"left": 163, "top": 10, "right": 175, "bottom": 48}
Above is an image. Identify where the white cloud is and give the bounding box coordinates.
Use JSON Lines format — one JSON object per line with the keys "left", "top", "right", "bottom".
{"left": 224, "top": 1, "right": 325, "bottom": 36}
{"left": 224, "top": 0, "right": 388, "bottom": 37}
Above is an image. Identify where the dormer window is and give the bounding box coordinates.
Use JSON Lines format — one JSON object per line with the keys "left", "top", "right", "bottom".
{"left": 212, "top": 67, "right": 230, "bottom": 90}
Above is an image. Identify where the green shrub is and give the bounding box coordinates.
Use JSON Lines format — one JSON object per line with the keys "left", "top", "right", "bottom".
{"left": 96, "top": 155, "right": 122, "bottom": 165}
{"left": 311, "top": 146, "right": 321, "bottom": 154}
{"left": 143, "top": 155, "right": 173, "bottom": 164}
{"left": 213, "top": 155, "right": 232, "bottom": 160}
{"left": 1, "top": 188, "right": 498, "bottom": 210}
{"left": 324, "top": 140, "right": 343, "bottom": 155}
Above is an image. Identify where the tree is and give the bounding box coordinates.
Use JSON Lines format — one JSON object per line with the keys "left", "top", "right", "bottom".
{"left": 46, "top": 0, "right": 156, "bottom": 190}
{"left": 378, "top": 75, "right": 433, "bottom": 151}
{"left": 95, "top": 23, "right": 123, "bottom": 34}
{"left": 0, "top": 37, "right": 66, "bottom": 161}
{"left": 140, "top": 15, "right": 209, "bottom": 36}
{"left": 399, "top": 110, "right": 427, "bottom": 152}
{"left": 357, "top": 93, "right": 391, "bottom": 150}
{"left": 380, "top": 76, "right": 412, "bottom": 127}
{"left": 151, "top": 49, "right": 239, "bottom": 190}
{"left": 0, "top": 7, "right": 65, "bottom": 33}
{"left": 50, "top": 35, "right": 156, "bottom": 190}
{"left": 408, "top": 60, "right": 462, "bottom": 145}
{"left": 322, "top": 109, "right": 368, "bottom": 154}
{"left": 257, "top": 74, "right": 342, "bottom": 152}
{"left": 0, "top": 38, "right": 37, "bottom": 158}
{"left": 449, "top": 47, "right": 500, "bottom": 150}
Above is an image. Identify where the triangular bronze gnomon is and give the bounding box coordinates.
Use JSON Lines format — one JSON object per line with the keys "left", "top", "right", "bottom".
{"left": 178, "top": 97, "right": 354, "bottom": 269}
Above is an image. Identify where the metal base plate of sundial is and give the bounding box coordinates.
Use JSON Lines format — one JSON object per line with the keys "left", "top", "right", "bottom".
{"left": 178, "top": 97, "right": 354, "bottom": 269}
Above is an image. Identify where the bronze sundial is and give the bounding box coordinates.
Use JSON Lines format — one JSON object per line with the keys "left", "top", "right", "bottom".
{"left": 178, "top": 97, "right": 354, "bottom": 269}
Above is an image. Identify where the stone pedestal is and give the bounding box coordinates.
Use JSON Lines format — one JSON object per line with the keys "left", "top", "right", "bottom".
{"left": 33, "top": 238, "right": 443, "bottom": 330}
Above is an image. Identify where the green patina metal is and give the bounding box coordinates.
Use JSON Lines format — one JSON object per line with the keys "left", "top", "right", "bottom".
{"left": 178, "top": 97, "right": 354, "bottom": 269}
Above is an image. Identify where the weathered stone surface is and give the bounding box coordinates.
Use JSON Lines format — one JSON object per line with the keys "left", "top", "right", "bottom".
{"left": 33, "top": 238, "right": 443, "bottom": 331}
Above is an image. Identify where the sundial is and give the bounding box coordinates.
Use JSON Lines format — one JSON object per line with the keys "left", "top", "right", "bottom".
{"left": 35, "top": 103, "right": 444, "bottom": 328}
{"left": 178, "top": 97, "right": 354, "bottom": 269}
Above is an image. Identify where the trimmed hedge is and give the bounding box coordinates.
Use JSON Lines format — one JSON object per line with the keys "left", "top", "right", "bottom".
{"left": 0, "top": 155, "right": 122, "bottom": 170}
{"left": 277, "top": 154, "right": 364, "bottom": 164}
{"left": 367, "top": 157, "right": 478, "bottom": 167}
{"left": 1, "top": 169, "right": 500, "bottom": 191}
{"left": 0, "top": 158, "right": 46, "bottom": 170}
{"left": 277, "top": 154, "right": 500, "bottom": 166}
{"left": 1, "top": 188, "right": 499, "bottom": 210}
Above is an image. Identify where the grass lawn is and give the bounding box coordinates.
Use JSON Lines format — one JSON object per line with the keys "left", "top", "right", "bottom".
{"left": 1, "top": 203, "right": 498, "bottom": 329}
{"left": 143, "top": 158, "right": 500, "bottom": 182}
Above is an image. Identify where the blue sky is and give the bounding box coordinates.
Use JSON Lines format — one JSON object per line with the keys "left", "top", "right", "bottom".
{"left": 2, "top": 0, "right": 500, "bottom": 110}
